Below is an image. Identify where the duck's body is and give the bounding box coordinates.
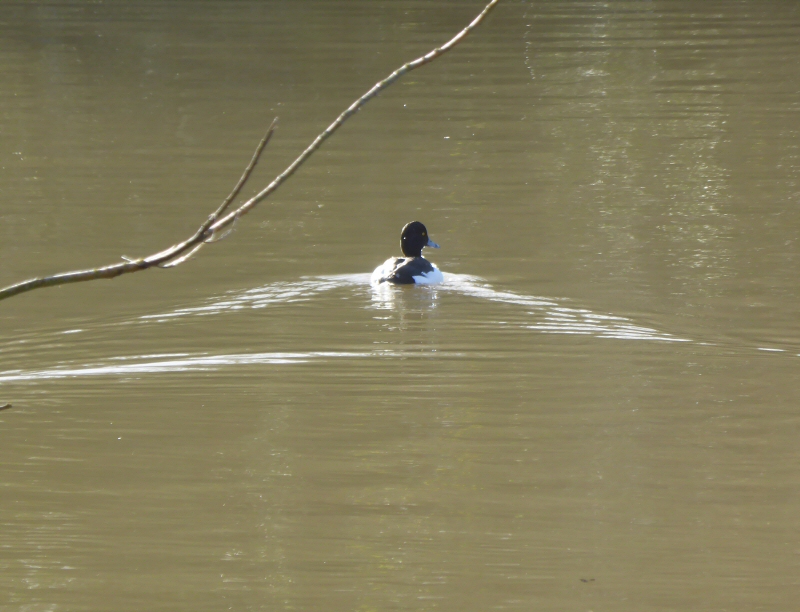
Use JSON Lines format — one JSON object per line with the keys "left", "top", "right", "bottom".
{"left": 371, "top": 221, "right": 443, "bottom": 285}
{"left": 371, "top": 256, "right": 444, "bottom": 285}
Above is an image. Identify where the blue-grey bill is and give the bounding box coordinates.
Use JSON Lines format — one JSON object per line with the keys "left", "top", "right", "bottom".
{"left": 426, "top": 238, "right": 440, "bottom": 249}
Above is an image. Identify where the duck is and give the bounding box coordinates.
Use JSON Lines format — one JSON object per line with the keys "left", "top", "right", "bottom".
{"left": 371, "top": 221, "right": 444, "bottom": 285}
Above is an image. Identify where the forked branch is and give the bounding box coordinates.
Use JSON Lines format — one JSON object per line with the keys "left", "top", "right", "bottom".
{"left": 0, "top": 0, "right": 500, "bottom": 302}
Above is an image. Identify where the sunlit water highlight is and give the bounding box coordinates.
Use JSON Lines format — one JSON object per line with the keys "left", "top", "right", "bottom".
{"left": 145, "top": 273, "right": 688, "bottom": 342}
{"left": 0, "top": 274, "right": 691, "bottom": 384}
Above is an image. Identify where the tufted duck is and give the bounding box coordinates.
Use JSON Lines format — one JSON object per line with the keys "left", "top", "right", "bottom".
{"left": 371, "top": 221, "right": 444, "bottom": 285}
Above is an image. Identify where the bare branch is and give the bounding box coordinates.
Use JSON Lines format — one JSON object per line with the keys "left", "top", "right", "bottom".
{"left": 0, "top": 0, "right": 500, "bottom": 302}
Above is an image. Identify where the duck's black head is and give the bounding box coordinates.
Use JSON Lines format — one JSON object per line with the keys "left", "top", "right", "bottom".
{"left": 400, "top": 221, "right": 440, "bottom": 258}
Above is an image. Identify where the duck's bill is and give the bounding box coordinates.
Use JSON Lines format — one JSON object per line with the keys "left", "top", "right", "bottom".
{"left": 426, "top": 238, "right": 440, "bottom": 249}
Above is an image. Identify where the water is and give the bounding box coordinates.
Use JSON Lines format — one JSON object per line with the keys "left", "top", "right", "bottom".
{"left": 2, "top": 1, "right": 800, "bottom": 610}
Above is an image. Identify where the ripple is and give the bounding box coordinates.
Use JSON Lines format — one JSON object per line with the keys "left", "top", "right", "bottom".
{"left": 0, "top": 351, "right": 374, "bottom": 383}
{"left": 141, "top": 272, "right": 687, "bottom": 343}
{"left": 0, "top": 273, "right": 694, "bottom": 384}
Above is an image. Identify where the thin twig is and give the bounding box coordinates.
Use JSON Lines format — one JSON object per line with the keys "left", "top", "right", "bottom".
{"left": 0, "top": 0, "right": 500, "bottom": 302}
{"left": 159, "top": 243, "right": 206, "bottom": 268}
{"left": 158, "top": 120, "right": 276, "bottom": 267}
{"left": 204, "top": 215, "right": 239, "bottom": 243}
{"left": 205, "top": 117, "right": 277, "bottom": 233}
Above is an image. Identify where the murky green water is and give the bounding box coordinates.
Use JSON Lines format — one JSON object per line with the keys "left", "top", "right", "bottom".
{"left": 2, "top": 1, "right": 800, "bottom": 610}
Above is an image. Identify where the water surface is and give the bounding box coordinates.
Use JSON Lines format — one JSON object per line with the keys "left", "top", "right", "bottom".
{"left": 2, "top": 1, "right": 800, "bottom": 610}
